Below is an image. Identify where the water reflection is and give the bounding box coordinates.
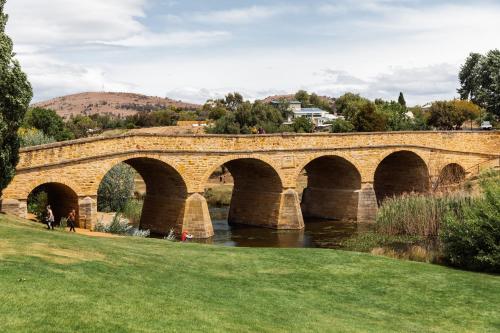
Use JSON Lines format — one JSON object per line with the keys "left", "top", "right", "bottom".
{"left": 191, "top": 207, "right": 373, "bottom": 249}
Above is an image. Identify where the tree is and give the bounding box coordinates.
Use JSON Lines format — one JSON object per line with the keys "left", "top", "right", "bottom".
{"left": 98, "top": 164, "right": 136, "bottom": 212}
{"left": 335, "top": 93, "right": 370, "bottom": 121}
{"left": 66, "top": 115, "right": 99, "bottom": 138}
{"left": 458, "top": 50, "right": 500, "bottom": 117}
{"left": 0, "top": 0, "right": 33, "bottom": 196}
{"left": 330, "top": 119, "right": 354, "bottom": 133}
{"left": 398, "top": 92, "right": 407, "bottom": 108}
{"left": 376, "top": 100, "right": 414, "bottom": 131}
{"left": 292, "top": 117, "right": 314, "bottom": 133}
{"left": 427, "top": 101, "right": 458, "bottom": 130}
{"left": 428, "top": 100, "right": 482, "bottom": 130}
{"left": 450, "top": 100, "right": 482, "bottom": 129}
{"left": 351, "top": 101, "right": 388, "bottom": 132}
{"left": 222, "top": 92, "right": 244, "bottom": 112}
{"left": 24, "top": 107, "right": 73, "bottom": 141}
{"left": 295, "top": 90, "right": 310, "bottom": 107}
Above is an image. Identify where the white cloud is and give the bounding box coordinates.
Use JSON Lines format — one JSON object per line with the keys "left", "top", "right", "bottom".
{"left": 93, "top": 30, "right": 231, "bottom": 48}
{"left": 5, "top": 0, "right": 147, "bottom": 47}
{"left": 20, "top": 54, "right": 134, "bottom": 102}
{"left": 192, "top": 5, "right": 301, "bottom": 24}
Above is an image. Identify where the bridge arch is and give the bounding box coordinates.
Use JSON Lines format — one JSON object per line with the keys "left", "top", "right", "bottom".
{"left": 96, "top": 156, "right": 188, "bottom": 234}
{"left": 435, "top": 163, "right": 466, "bottom": 190}
{"left": 27, "top": 182, "right": 79, "bottom": 227}
{"left": 298, "top": 155, "right": 362, "bottom": 221}
{"left": 374, "top": 150, "right": 430, "bottom": 204}
{"left": 203, "top": 156, "right": 285, "bottom": 228}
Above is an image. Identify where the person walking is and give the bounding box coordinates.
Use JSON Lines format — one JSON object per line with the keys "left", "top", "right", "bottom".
{"left": 46, "top": 205, "right": 55, "bottom": 230}
{"left": 67, "top": 209, "right": 76, "bottom": 232}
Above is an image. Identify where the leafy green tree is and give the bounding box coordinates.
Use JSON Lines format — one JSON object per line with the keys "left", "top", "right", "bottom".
{"left": 330, "top": 119, "right": 354, "bottom": 133}
{"left": 98, "top": 163, "right": 136, "bottom": 212}
{"left": 458, "top": 50, "right": 500, "bottom": 117}
{"left": 66, "top": 115, "right": 98, "bottom": 138}
{"left": 376, "top": 100, "right": 414, "bottom": 131}
{"left": 335, "top": 93, "right": 370, "bottom": 121}
{"left": 292, "top": 117, "right": 314, "bottom": 133}
{"left": 450, "top": 100, "right": 482, "bottom": 129}
{"left": 222, "top": 92, "right": 244, "bottom": 112}
{"left": 0, "top": 0, "right": 33, "bottom": 196}
{"left": 206, "top": 113, "right": 241, "bottom": 134}
{"left": 428, "top": 100, "right": 481, "bottom": 130}
{"left": 24, "top": 107, "right": 73, "bottom": 141}
{"left": 398, "top": 92, "right": 407, "bottom": 108}
{"left": 351, "top": 101, "right": 388, "bottom": 132}
{"left": 295, "top": 90, "right": 310, "bottom": 107}
{"left": 427, "top": 101, "right": 457, "bottom": 130}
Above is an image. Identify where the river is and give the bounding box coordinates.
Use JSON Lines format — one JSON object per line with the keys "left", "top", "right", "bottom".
{"left": 190, "top": 207, "right": 373, "bottom": 248}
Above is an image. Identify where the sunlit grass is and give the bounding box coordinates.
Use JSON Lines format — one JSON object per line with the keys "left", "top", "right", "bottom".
{"left": 1, "top": 214, "right": 499, "bottom": 332}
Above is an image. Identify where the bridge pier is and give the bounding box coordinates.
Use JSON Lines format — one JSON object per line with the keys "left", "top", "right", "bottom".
{"left": 182, "top": 193, "right": 214, "bottom": 238}
{"left": 228, "top": 188, "right": 304, "bottom": 230}
{"left": 0, "top": 198, "right": 27, "bottom": 219}
{"left": 357, "top": 183, "right": 378, "bottom": 223}
{"left": 301, "top": 187, "right": 359, "bottom": 221}
{"left": 79, "top": 196, "right": 97, "bottom": 230}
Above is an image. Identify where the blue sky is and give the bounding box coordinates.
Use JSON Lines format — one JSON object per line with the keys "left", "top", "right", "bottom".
{"left": 5, "top": 0, "right": 500, "bottom": 105}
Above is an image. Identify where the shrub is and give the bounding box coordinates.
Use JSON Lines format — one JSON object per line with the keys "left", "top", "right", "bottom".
{"left": 94, "top": 213, "right": 149, "bottom": 238}
{"left": 18, "top": 127, "right": 56, "bottom": 147}
{"left": 440, "top": 171, "right": 500, "bottom": 272}
{"left": 27, "top": 190, "right": 48, "bottom": 221}
{"left": 98, "top": 163, "right": 135, "bottom": 212}
{"left": 330, "top": 119, "right": 354, "bottom": 133}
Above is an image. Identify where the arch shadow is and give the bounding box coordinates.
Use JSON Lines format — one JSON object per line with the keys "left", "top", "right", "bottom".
{"left": 300, "top": 155, "right": 362, "bottom": 221}
{"left": 374, "top": 150, "right": 430, "bottom": 204}
{"left": 28, "top": 182, "right": 79, "bottom": 227}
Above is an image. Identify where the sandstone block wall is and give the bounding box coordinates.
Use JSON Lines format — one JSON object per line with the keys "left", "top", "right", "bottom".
{"left": 1, "top": 131, "right": 497, "bottom": 238}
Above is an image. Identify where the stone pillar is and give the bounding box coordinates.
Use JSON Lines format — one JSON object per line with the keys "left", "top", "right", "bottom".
{"left": 182, "top": 193, "right": 214, "bottom": 239}
{"left": 277, "top": 189, "right": 304, "bottom": 229}
{"left": 228, "top": 189, "right": 304, "bottom": 230}
{"left": 0, "top": 198, "right": 27, "bottom": 219}
{"left": 301, "top": 187, "right": 359, "bottom": 221}
{"left": 357, "top": 183, "right": 378, "bottom": 223}
{"left": 79, "top": 196, "right": 97, "bottom": 230}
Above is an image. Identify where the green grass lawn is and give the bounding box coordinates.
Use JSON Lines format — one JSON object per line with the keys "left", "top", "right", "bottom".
{"left": 1, "top": 214, "right": 499, "bottom": 333}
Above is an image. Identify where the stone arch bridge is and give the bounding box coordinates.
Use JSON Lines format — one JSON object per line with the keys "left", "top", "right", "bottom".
{"left": 1, "top": 131, "right": 498, "bottom": 238}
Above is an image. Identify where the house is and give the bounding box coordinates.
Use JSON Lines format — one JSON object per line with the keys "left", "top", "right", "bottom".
{"left": 272, "top": 100, "right": 343, "bottom": 128}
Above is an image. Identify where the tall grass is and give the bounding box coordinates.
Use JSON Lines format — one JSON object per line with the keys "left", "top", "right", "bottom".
{"left": 376, "top": 193, "right": 472, "bottom": 237}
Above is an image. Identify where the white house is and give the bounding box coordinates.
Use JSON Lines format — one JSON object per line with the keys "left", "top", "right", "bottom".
{"left": 272, "top": 100, "right": 343, "bottom": 128}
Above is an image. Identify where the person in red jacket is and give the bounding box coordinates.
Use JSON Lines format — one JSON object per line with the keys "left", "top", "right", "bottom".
{"left": 181, "top": 231, "right": 193, "bottom": 242}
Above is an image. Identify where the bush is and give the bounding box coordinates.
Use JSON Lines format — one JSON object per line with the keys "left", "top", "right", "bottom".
{"left": 27, "top": 190, "right": 48, "bottom": 221}
{"left": 94, "top": 213, "right": 150, "bottom": 238}
{"left": 18, "top": 127, "right": 56, "bottom": 147}
{"left": 205, "top": 186, "right": 232, "bottom": 207}
{"left": 440, "top": 171, "right": 500, "bottom": 272}
{"left": 98, "top": 164, "right": 135, "bottom": 212}
{"left": 330, "top": 119, "right": 354, "bottom": 133}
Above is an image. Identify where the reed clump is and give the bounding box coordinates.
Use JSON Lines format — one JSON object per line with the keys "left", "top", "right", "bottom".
{"left": 375, "top": 193, "right": 472, "bottom": 237}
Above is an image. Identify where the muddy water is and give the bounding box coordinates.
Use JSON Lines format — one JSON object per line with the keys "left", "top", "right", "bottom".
{"left": 191, "top": 207, "right": 373, "bottom": 248}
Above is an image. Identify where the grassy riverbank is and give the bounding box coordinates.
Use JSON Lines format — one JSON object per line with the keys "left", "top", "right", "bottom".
{"left": 1, "top": 214, "right": 499, "bottom": 332}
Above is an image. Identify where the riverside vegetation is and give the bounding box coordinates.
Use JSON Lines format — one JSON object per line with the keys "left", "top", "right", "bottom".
{"left": 344, "top": 170, "right": 500, "bottom": 273}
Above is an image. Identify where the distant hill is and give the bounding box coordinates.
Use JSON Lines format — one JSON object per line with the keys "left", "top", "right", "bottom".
{"left": 32, "top": 92, "right": 202, "bottom": 119}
